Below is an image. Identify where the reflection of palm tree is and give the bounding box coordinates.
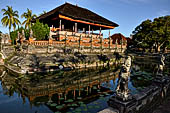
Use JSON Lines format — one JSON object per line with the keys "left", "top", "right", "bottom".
{"left": 21, "top": 8, "right": 37, "bottom": 29}
{"left": 1, "top": 6, "right": 20, "bottom": 37}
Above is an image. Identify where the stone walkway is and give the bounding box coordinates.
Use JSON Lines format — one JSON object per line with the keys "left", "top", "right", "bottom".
{"left": 98, "top": 107, "right": 118, "bottom": 113}
{"left": 153, "top": 95, "right": 170, "bottom": 113}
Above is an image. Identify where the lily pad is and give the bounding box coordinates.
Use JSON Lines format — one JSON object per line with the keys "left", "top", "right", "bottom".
{"left": 50, "top": 103, "right": 57, "bottom": 107}
{"left": 67, "top": 104, "right": 72, "bottom": 107}
{"left": 99, "top": 97, "right": 105, "bottom": 100}
{"left": 78, "top": 101, "right": 84, "bottom": 104}
{"left": 70, "top": 107, "right": 74, "bottom": 110}
{"left": 93, "top": 86, "right": 97, "bottom": 89}
{"left": 105, "top": 93, "right": 110, "bottom": 96}
{"left": 56, "top": 105, "right": 63, "bottom": 109}
{"left": 55, "top": 112, "right": 61, "bottom": 113}
{"left": 77, "top": 97, "right": 82, "bottom": 100}
{"left": 47, "top": 102, "right": 51, "bottom": 105}
{"left": 93, "top": 102, "right": 99, "bottom": 105}
{"left": 88, "top": 105, "right": 93, "bottom": 109}
{"left": 59, "top": 97, "right": 64, "bottom": 100}
{"left": 95, "top": 105, "right": 100, "bottom": 109}
{"left": 72, "top": 103, "right": 78, "bottom": 107}
{"left": 67, "top": 99, "right": 74, "bottom": 103}
{"left": 80, "top": 104, "right": 86, "bottom": 107}
{"left": 100, "top": 94, "right": 104, "bottom": 97}
{"left": 83, "top": 108, "right": 88, "bottom": 111}
{"left": 75, "top": 108, "right": 82, "bottom": 112}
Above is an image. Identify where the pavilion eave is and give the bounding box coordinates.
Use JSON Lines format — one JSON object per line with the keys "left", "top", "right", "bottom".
{"left": 58, "top": 14, "right": 115, "bottom": 30}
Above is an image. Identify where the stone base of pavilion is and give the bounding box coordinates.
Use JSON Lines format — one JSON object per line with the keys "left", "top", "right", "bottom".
{"left": 107, "top": 75, "right": 170, "bottom": 113}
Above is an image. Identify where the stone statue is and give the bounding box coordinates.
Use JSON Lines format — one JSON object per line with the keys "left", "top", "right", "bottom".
{"left": 30, "top": 29, "right": 33, "bottom": 38}
{"left": 157, "top": 54, "right": 165, "bottom": 76}
{"left": 22, "top": 29, "right": 26, "bottom": 40}
{"left": 116, "top": 56, "right": 132, "bottom": 101}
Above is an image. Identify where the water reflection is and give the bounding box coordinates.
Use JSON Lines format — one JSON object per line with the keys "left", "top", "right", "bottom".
{"left": 0, "top": 66, "right": 118, "bottom": 112}
{"left": 0, "top": 56, "right": 169, "bottom": 113}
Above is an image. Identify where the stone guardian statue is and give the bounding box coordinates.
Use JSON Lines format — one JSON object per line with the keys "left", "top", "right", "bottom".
{"left": 116, "top": 55, "right": 132, "bottom": 101}
{"left": 157, "top": 54, "right": 165, "bottom": 76}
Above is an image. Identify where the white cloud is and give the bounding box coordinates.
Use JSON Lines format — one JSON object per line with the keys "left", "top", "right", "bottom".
{"left": 119, "top": 0, "right": 150, "bottom": 4}
{"left": 158, "top": 9, "right": 169, "bottom": 16}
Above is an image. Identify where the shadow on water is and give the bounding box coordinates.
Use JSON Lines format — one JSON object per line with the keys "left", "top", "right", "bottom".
{"left": 0, "top": 55, "right": 169, "bottom": 113}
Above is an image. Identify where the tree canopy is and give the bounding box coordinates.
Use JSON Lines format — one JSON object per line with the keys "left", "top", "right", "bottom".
{"left": 132, "top": 15, "right": 170, "bottom": 52}
{"left": 30, "top": 20, "right": 49, "bottom": 40}
{"left": 1, "top": 6, "right": 20, "bottom": 34}
{"left": 21, "top": 8, "right": 37, "bottom": 29}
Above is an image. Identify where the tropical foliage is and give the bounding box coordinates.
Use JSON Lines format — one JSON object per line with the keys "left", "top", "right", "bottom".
{"left": 132, "top": 15, "right": 170, "bottom": 52}
{"left": 39, "top": 10, "right": 47, "bottom": 16}
{"left": 10, "top": 27, "right": 29, "bottom": 45}
{"left": 31, "top": 20, "right": 50, "bottom": 40}
{"left": 1, "top": 6, "right": 20, "bottom": 34}
{"left": 21, "top": 8, "right": 37, "bottom": 29}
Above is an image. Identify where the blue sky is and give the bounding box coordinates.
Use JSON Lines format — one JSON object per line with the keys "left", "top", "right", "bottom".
{"left": 0, "top": 0, "right": 170, "bottom": 37}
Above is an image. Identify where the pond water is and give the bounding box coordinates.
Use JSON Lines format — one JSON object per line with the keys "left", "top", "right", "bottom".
{"left": 0, "top": 56, "right": 169, "bottom": 113}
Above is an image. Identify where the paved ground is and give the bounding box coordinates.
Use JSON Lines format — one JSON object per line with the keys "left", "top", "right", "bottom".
{"left": 153, "top": 95, "right": 170, "bottom": 113}
{"left": 98, "top": 107, "right": 118, "bottom": 113}
{"left": 99, "top": 95, "right": 170, "bottom": 113}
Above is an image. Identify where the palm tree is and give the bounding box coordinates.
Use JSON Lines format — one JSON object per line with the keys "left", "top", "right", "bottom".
{"left": 39, "top": 10, "right": 47, "bottom": 16}
{"left": 1, "top": 6, "right": 20, "bottom": 36}
{"left": 21, "top": 8, "right": 37, "bottom": 29}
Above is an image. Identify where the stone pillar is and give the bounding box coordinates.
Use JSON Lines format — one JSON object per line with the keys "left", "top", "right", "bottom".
{"left": 22, "top": 29, "right": 25, "bottom": 40}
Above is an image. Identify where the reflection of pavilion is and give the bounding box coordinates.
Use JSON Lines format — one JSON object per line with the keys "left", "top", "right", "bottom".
{"left": 0, "top": 68, "right": 119, "bottom": 105}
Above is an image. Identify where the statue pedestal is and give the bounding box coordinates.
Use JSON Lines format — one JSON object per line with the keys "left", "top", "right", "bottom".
{"left": 108, "top": 93, "right": 136, "bottom": 113}
{"left": 115, "top": 92, "right": 133, "bottom": 101}
{"left": 108, "top": 76, "right": 170, "bottom": 113}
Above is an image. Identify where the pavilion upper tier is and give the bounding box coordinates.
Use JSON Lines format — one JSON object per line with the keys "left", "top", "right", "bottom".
{"left": 34, "top": 2, "right": 119, "bottom": 31}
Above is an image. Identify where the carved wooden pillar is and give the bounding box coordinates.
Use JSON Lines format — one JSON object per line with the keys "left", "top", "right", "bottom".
{"left": 59, "top": 20, "right": 62, "bottom": 30}
{"left": 62, "top": 24, "right": 64, "bottom": 31}
{"left": 89, "top": 25, "right": 90, "bottom": 35}
{"left": 115, "top": 39, "right": 118, "bottom": 52}
{"left": 91, "top": 34, "right": 93, "bottom": 53}
{"left": 79, "top": 35, "right": 82, "bottom": 52}
{"left": 121, "top": 37, "right": 123, "bottom": 53}
{"left": 100, "top": 27, "right": 102, "bottom": 52}
{"left": 65, "top": 32, "right": 67, "bottom": 53}
{"left": 75, "top": 23, "right": 77, "bottom": 32}
{"left": 109, "top": 30, "right": 111, "bottom": 50}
